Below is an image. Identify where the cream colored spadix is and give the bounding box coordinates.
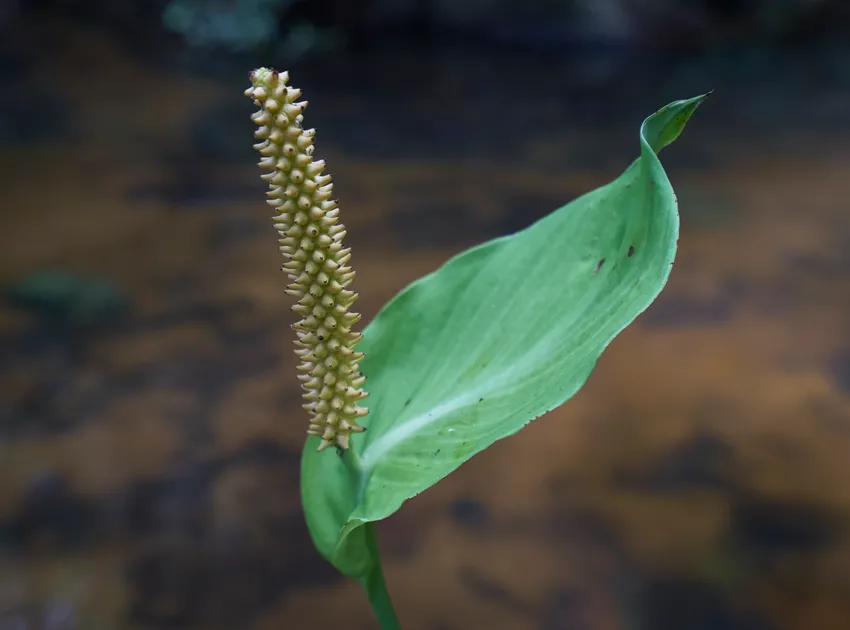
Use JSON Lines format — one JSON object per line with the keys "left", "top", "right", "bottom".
{"left": 246, "top": 68, "right": 367, "bottom": 452}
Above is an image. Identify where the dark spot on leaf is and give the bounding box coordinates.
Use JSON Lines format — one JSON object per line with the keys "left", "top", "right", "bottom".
{"left": 403, "top": 397, "right": 412, "bottom": 408}
{"left": 478, "top": 397, "right": 484, "bottom": 402}
{"left": 434, "top": 449, "right": 441, "bottom": 456}
{"left": 628, "top": 245, "right": 635, "bottom": 258}
{"left": 449, "top": 498, "right": 488, "bottom": 528}
{"left": 650, "top": 180, "right": 656, "bottom": 187}
{"left": 625, "top": 183, "right": 630, "bottom": 189}
{"left": 594, "top": 258, "right": 605, "bottom": 273}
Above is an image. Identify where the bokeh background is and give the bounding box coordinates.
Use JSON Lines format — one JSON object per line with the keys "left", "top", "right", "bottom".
{"left": 2, "top": 1, "right": 850, "bottom": 629}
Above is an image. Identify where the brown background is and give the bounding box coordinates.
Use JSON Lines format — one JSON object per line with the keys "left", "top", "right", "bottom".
{"left": 1, "top": 6, "right": 850, "bottom": 630}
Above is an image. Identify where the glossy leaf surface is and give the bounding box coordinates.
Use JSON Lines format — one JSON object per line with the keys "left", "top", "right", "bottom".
{"left": 302, "top": 95, "right": 707, "bottom": 578}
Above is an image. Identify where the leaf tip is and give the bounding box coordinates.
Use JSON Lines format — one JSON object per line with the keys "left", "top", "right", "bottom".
{"left": 641, "top": 91, "right": 710, "bottom": 155}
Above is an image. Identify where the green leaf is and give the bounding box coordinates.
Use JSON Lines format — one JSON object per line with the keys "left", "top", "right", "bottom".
{"left": 301, "top": 95, "right": 708, "bottom": 578}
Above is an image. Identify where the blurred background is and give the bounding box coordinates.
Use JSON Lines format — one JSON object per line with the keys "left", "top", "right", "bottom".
{"left": 1, "top": 1, "right": 850, "bottom": 629}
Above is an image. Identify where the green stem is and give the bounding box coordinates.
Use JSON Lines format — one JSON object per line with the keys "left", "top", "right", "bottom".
{"left": 359, "top": 522, "right": 403, "bottom": 630}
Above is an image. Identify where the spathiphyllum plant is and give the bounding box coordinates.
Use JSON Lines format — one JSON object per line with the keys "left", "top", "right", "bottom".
{"left": 246, "top": 68, "right": 707, "bottom": 629}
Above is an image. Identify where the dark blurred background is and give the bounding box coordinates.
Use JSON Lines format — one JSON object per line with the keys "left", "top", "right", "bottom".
{"left": 1, "top": 1, "right": 850, "bottom": 629}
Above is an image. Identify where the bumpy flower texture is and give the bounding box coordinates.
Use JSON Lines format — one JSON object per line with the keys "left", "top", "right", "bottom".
{"left": 246, "top": 68, "right": 368, "bottom": 452}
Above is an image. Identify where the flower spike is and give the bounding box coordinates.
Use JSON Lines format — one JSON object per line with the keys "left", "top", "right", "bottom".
{"left": 246, "top": 68, "right": 368, "bottom": 452}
